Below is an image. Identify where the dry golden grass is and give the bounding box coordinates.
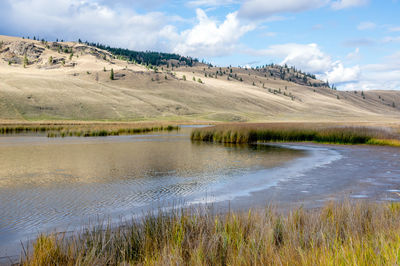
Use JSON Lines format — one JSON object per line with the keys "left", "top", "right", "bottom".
{"left": 0, "top": 122, "right": 180, "bottom": 137}
{"left": 1, "top": 35, "right": 400, "bottom": 123}
{"left": 191, "top": 123, "right": 400, "bottom": 146}
{"left": 21, "top": 201, "right": 400, "bottom": 265}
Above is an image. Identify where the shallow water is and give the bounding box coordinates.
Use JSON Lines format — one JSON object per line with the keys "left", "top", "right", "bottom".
{"left": 1, "top": 128, "right": 400, "bottom": 260}
{"left": 0, "top": 128, "right": 304, "bottom": 257}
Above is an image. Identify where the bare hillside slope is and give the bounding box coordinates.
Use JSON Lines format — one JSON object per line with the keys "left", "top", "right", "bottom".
{"left": 1, "top": 35, "right": 399, "bottom": 122}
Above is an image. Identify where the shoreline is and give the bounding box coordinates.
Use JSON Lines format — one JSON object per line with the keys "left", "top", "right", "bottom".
{"left": 3, "top": 142, "right": 400, "bottom": 261}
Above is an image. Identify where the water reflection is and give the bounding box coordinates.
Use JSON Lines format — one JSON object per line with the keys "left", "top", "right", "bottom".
{"left": 0, "top": 130, "right": 304, "bottom": 250}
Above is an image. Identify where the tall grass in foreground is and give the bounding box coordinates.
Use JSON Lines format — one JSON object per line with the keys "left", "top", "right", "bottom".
{"left": 191, "top": 124, "right": 400, "bottom": 146}
{"left": 21, "top": 202, "right": 400, "bottom": 265}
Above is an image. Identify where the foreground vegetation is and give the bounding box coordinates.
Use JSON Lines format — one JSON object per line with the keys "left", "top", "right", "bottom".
{"left": 191, "top": 123, "right": 400, "bottom": 146}
{"left": 22, "top": 201, "right": 400, "bottom": 265}
{"left": 0, "top": 123, "right": 179, "bottom": 138}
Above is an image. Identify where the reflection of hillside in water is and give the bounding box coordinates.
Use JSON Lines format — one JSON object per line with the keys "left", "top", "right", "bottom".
{"left": 0, "top": 135, "right": 303, "bottom": 189}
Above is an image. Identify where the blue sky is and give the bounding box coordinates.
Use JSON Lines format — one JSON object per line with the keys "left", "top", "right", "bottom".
{"left": 0, "top": 0, "right": 399, "bottom": 90}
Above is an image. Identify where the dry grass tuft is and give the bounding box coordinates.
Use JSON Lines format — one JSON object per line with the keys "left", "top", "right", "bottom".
{"left": 21, "top": 201, "right": 400, "bottom": 265}
{"left": 191, "top": 123, "right": 400, "bottom": 146}
{"left": 0, "top": 123, "right": 179, "bottom": 138}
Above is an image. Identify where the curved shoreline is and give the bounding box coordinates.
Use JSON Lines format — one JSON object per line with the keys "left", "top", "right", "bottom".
{"left": 2, "top": 139, "right": 400, "bottom": 260}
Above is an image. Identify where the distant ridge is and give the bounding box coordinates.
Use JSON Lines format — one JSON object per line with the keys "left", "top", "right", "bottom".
{"left": 0, "top": 34, "right": 399, "bottom": 122}
{"left": 85, "top": 41, "right": 199, "bottom": 67}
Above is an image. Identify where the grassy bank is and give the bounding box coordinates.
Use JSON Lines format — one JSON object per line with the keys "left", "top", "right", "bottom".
{"left": 0, "top": 123, "right": 179, "bottom": 137}
{"left": 191, "top": 123, "right": 400, "bottom": 146}
{"left": 21, "top": 201, "right": 400, "bottom": 265}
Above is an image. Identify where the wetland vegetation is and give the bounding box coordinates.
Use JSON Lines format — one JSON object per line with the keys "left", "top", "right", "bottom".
{"left": 191, "top": 123, "right": 400, "bottom": 146}
{"left": 0, "top": 123, "right": 179, "bottom": 138}
{"left": 22, "top": 201, "right": 400, "bottom": 265}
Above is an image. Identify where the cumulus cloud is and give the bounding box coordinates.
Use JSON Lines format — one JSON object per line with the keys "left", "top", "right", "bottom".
{"left": 254, "top": 43, "right": 361, "bottom": 85}
{"left": 331, "top": 0, "right": 369, "bottom": 10}
{"left": 0, "top": 0, "right": 176, "bottom": 51}
{"left": 173, "top": 9, "right": 255, "bottom": 57}
{"left": 0, "top": 0, "right": 255, "bottom": 58}
{"left": 260, "top": 43, "right": 332, "bottom": 73}
{"left": 322, "top": 62, "right": 360, "bottom": 83}
{"left": 256, "top": 42, "right": 400, "bottom": 90}
{"left": 341, "top": 63, "right": 400, "bottom": 91}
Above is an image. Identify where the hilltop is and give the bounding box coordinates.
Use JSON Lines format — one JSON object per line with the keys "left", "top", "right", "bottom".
{"left": 0, "top": 35, "right": 400, "bottom": 123}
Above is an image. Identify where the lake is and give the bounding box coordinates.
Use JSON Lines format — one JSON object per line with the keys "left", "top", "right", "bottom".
{"left": 1, "top": 126, "right": 400, "bottom": 259}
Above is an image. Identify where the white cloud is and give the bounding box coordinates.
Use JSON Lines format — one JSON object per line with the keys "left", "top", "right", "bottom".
{"left": 1, "top": 0, "right": 176, "bottom": 51}
{"left": 173, "top": 9, "right": 255, "bottom": 57}
{"left": 321, "top": 62, "right": 360, "bottom": 83}
{"left": 357, "top": 21, "right": 376, "bottom": 30}
{"left": 334, "top": 52, "right": 400, "bottom": 90}
{"left": 0, "top": 1, "right": 255, "bottom": 58}
{"left": 239, "top": 0, "right": 328, "bottom": 19}
{"left": 331, "top": 0, "right": 368, "bottom": 10}
{"left": 254, "top": 43, "right": 361, "bottom": 84}
{"left": 259, "top": 43, "right": 332, "bottom": 73}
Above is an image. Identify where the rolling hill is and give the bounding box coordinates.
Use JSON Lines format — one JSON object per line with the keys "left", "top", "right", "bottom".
{"left": 1, "top": 35, "right": 399, "bottom": 123}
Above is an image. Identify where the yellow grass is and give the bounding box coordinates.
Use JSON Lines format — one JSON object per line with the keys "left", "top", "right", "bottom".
{"left": 1, "top": 35, "right": 400, "bottom": 123}
{"left": 21, "top": 201, "right": 400, "bottom": 265}
{"left": 191, "top": 123, "right": 400, "bottom": 146}
{"left": 0, "top": 122, "right": 179, "bottom": 137}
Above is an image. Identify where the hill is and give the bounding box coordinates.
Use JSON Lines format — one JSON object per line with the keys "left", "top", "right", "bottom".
{"left": 1, "top": 35, "right": 400, "bottom": 123}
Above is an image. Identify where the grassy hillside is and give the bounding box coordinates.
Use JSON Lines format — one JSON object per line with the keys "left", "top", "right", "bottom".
{"left": 1, "top": 35, "right": 400, "bottom": 122}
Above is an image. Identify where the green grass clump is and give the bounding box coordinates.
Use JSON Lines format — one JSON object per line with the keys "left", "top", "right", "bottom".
{"left": 191, "top": 124, "right": 400, "bottom": 146}
{"left": 21, "top": 201, "right": 400, "bottom": 265}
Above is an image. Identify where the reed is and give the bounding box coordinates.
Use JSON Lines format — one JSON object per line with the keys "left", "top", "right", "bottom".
{"left": 0, "top": 123, "right": 179, "bottom": 138}
{"left": 21, "top": 201, "right": 400, "bottom": 265}
{"left": 191, "top": 124, "right": 400, "bottom": 146}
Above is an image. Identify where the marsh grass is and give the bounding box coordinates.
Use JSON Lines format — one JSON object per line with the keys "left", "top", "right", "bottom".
{"left": 191, "top": 123, "right": 400, "bottom": 146}
{"left": 0, "top": 123, "right": 179, "bottom": 138}
{"left": 21, "top": 201, "right": 400, "bottom": 265}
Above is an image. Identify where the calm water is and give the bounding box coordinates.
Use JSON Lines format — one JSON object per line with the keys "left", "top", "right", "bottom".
{"left": 2, "top": 127, "right": 400, "bottom": 260}
{"left": 0, "top": 128, "right": 304, "bottom": 256}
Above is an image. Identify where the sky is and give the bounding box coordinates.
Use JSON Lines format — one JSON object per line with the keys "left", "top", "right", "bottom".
{"left": 0, "top": 0, "right": 399, "bottom": 90}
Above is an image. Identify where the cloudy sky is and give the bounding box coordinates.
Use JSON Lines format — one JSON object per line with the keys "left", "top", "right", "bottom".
{"left": 0, "top": 0, "right": 399, "bottom": 90}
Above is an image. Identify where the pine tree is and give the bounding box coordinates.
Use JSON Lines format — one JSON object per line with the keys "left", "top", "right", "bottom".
{"left": 110, "top": 68, "right": 114, "bottom": 80}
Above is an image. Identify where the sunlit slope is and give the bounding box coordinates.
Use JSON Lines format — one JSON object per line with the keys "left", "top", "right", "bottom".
{"left": 1, "top": 35, "right": 399, "bottom": 122}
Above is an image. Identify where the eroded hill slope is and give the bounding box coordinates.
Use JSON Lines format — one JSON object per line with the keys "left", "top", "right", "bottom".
{"left": 1, "top": 35, "right": 399, "bottom": 122}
